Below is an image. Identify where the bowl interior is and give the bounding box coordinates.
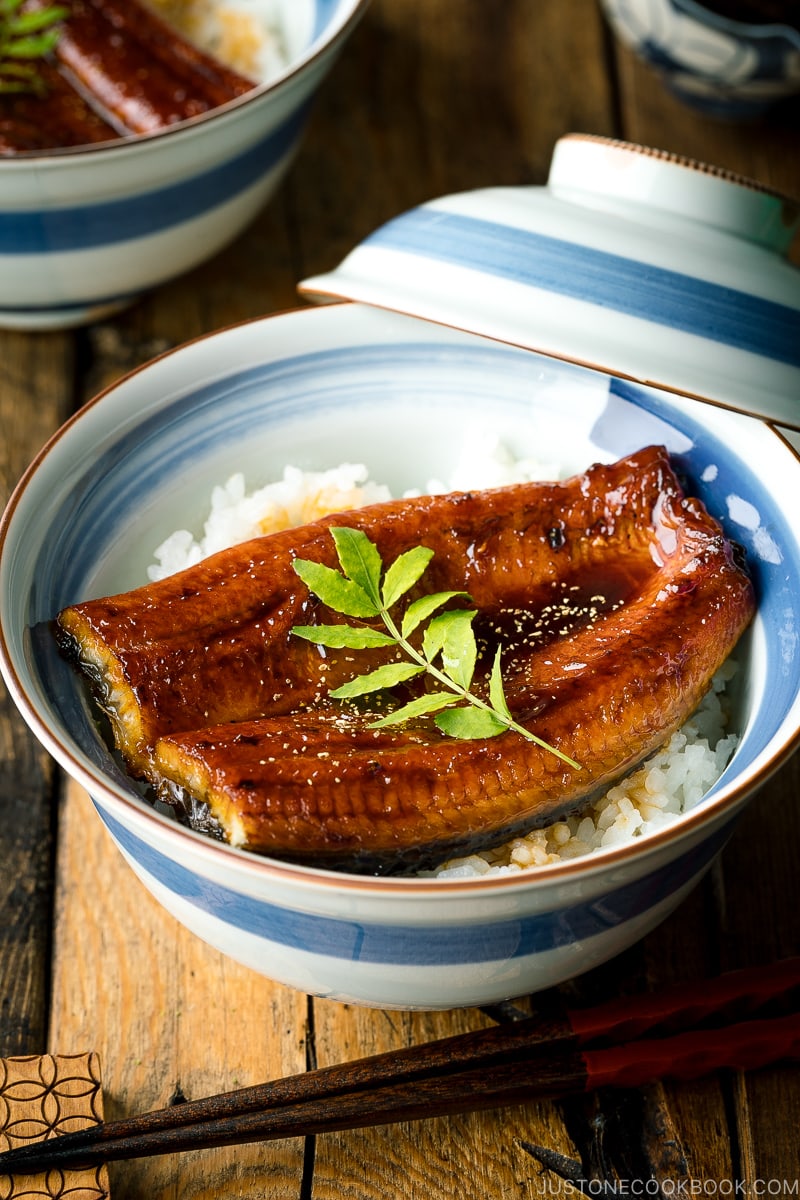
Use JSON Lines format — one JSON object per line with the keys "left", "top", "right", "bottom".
{"left": 2, "top": 305, "right": 798, "bottom": 868}
{"left": 253, "top": 0, "right": 366, "bottom": 86}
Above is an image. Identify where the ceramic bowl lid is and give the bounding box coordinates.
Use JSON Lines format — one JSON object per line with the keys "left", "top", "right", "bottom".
{"left": 299, "top": 133, "right": 800, "bottom": 429}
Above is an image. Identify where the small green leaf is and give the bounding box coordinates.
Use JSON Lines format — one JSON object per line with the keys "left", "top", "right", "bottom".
{"left": 381, "top": 545, "right": 433, "bottom": 609}
{"left": 421, "top": 613, "right": 446, "bottom": 663}
{"left": 0, "top": 0, "right": 65, "bottom": 93}
{"left": 424, "top": 609, "right": 477, "bottom": 690}
{"left": 7, "top": 7, "right": 67, "bottom": 34}
{"left": 290, "top": 526, "right": 579, "bottom": 767}
{"left": 4, "top": 30, "right": 60, "bottom": 57}
{"left": 292, "top": 624, "right": 395, "bottom": 650}
{"left": 0, "top": 59, "right": 32, "bottom": 77}
{"left": 441, "top": 610, "right": 478, "bottom": 690}
{"left": 330, "top": 662, "right": 424, "bottom": 699}
{"left": 400, "top": 590, "right": 471, "bottom": 639}
{"left": 369, "top": 691, "right": 459, "bottom": 728}
{"left": 488, "top": 646, "right": 513, "bottom": 722}
{"left": 330, "top": 527, "right": 382, "bottom": 605}
{"left": 293, "top": 558, "right": 379, "bottom": 619}
{"left": 435, "top": 707, "right": 508, "bottom": 739}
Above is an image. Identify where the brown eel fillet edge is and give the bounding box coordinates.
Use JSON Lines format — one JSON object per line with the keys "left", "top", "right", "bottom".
{"left": 55, "top": 446, "right": 756, "bottom": 875}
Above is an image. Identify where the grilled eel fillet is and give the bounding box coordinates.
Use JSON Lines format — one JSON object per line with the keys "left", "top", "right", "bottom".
{"left": 2, "top": 0, "right": 255, "bottom": 154}
{"left": 56, "top": 446, "right": 756, "bottom": 874}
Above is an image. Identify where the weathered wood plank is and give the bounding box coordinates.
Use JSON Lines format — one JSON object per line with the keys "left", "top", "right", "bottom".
{"left": 308, "top": 1000, "right": 583, "bottom": 1200}
{"left": 713, "top": 759, "right": 800, "bottom": 1185}
{"left": 0, "top": 331, "right": 75, "bottom": 1056}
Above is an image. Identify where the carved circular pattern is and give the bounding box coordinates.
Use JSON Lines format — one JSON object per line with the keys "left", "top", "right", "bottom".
{"left": 0, "top": 1055, "right": 108, "bottom": 1200}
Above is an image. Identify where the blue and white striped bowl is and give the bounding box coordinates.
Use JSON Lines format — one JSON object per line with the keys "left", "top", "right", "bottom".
{"left": 599, "top": 0, "right": 800, "bottom": 120}
{"left": 301, "top": 134, "right": 800, "bottom": 430}
{"left": 2, "top": 302, "right": 799, "bottom": 1009}
{"left": 0, "top": 0, "right": 368, "bottom": 331}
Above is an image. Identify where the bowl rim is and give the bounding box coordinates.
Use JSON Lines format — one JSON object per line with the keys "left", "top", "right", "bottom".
{"left": 0, "top": 0, "right": 371, "bottom": 165}
{"left": 674, "top": 0, "right": 800, "bottom": 41}
{"left": 2, "top": 303, "right": 799, "bottom": 897}
{"left": 602, "top": 0, "right": 800, "bottom": 43}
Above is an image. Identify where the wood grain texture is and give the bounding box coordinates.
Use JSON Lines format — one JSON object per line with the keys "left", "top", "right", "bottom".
{"left": 309, "top": 1001, "right": 583, "bottom": 1200}
{"left": 0, "top": 332, "right": 75, "bottom": 1056}
{"left": 0, "top": 1051, "right": 109, "bottom": 1200}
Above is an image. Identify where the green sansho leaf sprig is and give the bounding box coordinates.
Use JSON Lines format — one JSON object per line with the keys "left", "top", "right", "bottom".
{"left": 291, "top": 526, "right": 580, "bottom": 767}
{"left": 0, "top": 0, "right": 68, "bottom": 95}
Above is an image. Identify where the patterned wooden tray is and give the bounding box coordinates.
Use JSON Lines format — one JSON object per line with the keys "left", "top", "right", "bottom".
{"left": 0, "top": 1053, "right": 110, "bottom": 1199}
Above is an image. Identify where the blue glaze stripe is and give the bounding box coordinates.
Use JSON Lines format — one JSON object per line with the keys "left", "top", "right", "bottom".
{"left": 366, "top": 210, "right": 800, "bottom": 367}
{"left": 96, "top": 804, "right": 731, "bottom": 965}
{"left": 0, "top": 107, "right": 308, "bottom": 254}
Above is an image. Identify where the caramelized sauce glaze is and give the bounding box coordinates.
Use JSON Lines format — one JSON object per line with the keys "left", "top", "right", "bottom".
{"left": 57, "top": 446, "right": 756, "bottom": 873}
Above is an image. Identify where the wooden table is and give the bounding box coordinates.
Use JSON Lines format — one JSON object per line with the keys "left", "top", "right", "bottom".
{"left": 1, "top": 2, "right": 798, "bottom": 1196}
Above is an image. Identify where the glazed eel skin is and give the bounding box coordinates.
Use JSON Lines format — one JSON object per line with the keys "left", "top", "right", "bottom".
{"left": 1, "top": 0, "right": 255, "bottom": 154}
{"left": 56, "top": 446, "right": 756, "bottom": 874}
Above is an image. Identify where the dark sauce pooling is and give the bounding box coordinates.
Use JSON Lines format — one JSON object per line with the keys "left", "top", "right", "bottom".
{"left": 474, "top": 559, "right": 650, "bottom": 675}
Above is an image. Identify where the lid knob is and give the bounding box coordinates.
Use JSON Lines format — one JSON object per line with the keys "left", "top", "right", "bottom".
{"left": 548, "top": 134, "right": 800, "bottom": 254}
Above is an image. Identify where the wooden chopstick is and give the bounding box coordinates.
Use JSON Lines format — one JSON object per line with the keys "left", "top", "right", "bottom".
{"left": 7, "top": 1013, "right": 800, "bottom": 1172}
{"left": 1, "top": 958, "right": 798, "bottom": 1175}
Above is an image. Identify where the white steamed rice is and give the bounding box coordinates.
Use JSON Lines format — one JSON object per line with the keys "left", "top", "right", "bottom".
{"left": 148, "top": 0, "right": 289, "bottom": 82}
{"left": 147, "top": 447, "right": 740, "bottom": 877}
